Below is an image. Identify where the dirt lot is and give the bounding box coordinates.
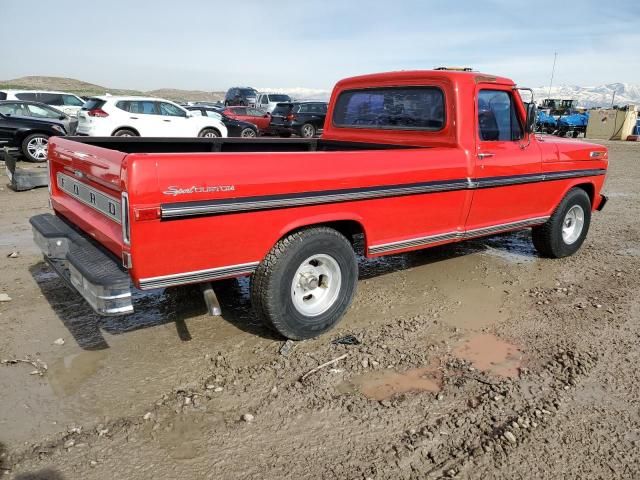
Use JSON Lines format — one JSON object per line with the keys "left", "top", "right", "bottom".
{"left": 0, "top": 140, "right": 638, "bottom": 479}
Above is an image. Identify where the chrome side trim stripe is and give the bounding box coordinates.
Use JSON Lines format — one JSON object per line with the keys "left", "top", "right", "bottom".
{"left": 161, "top": 180, "right": 469, "bottom": 218}
{"left": 160, "top": 168, "right": 606, "bottom": 219}
{"left": 139, "top": 261, "right": 260, "bottom": 290}
{"left": 368, "top": 216, "right": 550, "bottom": 255}
{"left": 463, "top": 216, "right": 549, "bottom": 238}
{"left": 369, "top": 231, "right": 461, "bottom": 255}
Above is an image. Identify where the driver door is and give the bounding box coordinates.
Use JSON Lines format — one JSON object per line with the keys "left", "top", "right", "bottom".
{"left": 465, "top": 87, "right": 544, "bottom": 232}
{"left": 157, "top": 102, "right": 190, "bottom": 136}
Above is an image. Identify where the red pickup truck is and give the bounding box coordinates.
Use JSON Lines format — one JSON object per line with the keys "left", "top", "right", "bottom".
{"left": 30, "top": 69, "right": 608, "bottom": 340}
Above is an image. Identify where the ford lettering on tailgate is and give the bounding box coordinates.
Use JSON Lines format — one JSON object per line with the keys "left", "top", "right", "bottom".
{"left": 57, "top": 172, "right": 122, "bottom": 224}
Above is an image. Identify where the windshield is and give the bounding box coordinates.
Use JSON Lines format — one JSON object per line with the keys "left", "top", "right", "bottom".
{"left": 269, "top": 94, "right": 291, "bottom": 102}
{"left": 239, "top": 89, "right": 257, "bottom": 96}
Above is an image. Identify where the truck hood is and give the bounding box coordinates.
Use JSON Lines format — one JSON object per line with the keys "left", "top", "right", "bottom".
{"left": 535, "top": 134, "right": 608, "bottom": 163}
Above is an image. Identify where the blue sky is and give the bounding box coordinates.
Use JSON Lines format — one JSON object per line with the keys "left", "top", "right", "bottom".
{"left": 2, "top": 0, "right": 639, "bottom": 90}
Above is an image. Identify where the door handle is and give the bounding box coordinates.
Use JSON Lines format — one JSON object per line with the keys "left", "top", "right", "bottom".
{"left": 478, "top": 152, "right": 495, "bottom": 159}
{"left": 129, "top": 117, "right": 138, "bottom": 120}
{"left": 163, "top": 119, "right": 171, "bottom": 122}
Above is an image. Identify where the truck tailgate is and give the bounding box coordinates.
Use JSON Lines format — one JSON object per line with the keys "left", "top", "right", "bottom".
{"left": 47, "top": 137, "right": 128, "bottom": 257}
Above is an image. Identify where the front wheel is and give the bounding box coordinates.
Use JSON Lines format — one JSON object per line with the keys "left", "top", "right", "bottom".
{"left": 199, "top": 128, "right": 219, "bottom": 138}
{"left": 532, "top": 188, "right": 592, "bottom": 258}
{"left": 22, "top": 133, "right": 49, "bottom": 162}
{"left": 251, "top": 227, "right": 358, "bottom": 340}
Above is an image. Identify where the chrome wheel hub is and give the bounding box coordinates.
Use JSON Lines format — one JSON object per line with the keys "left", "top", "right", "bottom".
{"left": 27, "top": 137, "right": 48, "bottom": 160}
{"left": 291, "top": 254, "right": 342, "bottom": 316}
{"left": 562, "top": 205, "right": 585, "bottom": 244}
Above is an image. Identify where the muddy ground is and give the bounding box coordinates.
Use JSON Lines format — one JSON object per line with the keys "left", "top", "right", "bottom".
{"left": 0, "top": 140, "right": 638, "bottom": 479}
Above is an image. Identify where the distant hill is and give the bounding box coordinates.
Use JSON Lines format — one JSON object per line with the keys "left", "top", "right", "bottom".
{"left": 0, "top": 76, "right": 225, "bottom": 102}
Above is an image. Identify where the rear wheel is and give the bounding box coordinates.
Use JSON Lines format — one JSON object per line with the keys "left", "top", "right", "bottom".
{"left": 240, "top": 127, "right": 257, "bottom": 138}
{"left": 300, "top": 123, "right": 315, "bottom": 138}
{"left": 21, "top": 133, "right": 49, "bottom": 162}
{"left": 532, "top": 188, "right": 591, "bottom": 258}
{"left": 113, "top": 128, "right": 137, "bottom": 137}
{"left": 251, "top": 227, "right": 358, "bottom": 340}
{"left": 199, "top": 128, "right": 219, "bottom": 138}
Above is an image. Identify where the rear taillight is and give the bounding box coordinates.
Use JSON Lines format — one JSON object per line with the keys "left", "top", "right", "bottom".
{"left": 286, "top": 113, "right": 296, "bottom": 121}
{"left": 88, "top": 108, "right": 109, "bottom": 117}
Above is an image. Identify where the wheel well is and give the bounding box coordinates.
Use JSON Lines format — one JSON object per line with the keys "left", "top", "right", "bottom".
{"left": 16, "top": 130, "right": 50, "bottom": 145}
{"left": 111, "top": 127, "right": 140, "bottom": 136}
{"left": 574, "top": 183, "right": 595, "bottom": 205}
{"left": 288, "top": 220, "right": 366, "bottom": 253}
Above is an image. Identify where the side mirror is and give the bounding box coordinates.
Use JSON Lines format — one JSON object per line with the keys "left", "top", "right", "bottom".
{"left": 59, "top": 115, "right": 66, "bottom": 120}
{"left": 525, "top": 102, "right": 537, "bottom": 133}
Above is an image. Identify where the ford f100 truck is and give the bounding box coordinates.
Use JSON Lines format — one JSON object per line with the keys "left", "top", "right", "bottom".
{"left": 30, "top": 69, "right": 608, "bottom": 340}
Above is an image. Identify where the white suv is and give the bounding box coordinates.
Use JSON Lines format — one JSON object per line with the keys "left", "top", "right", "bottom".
{"left": 0, "top": 90, "right": 85, "bottom": 117}
{"left": 256, "top": 93, "right": 292, "bottom": 113}
{"left": 76, "top": 96, "right": 228, "bottom": 137}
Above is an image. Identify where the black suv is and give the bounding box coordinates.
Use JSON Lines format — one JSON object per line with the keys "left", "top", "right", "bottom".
{"left": 269, "top": 101, "right": 328, "bottom": 138}
{"left": 0, "top": 106, "right": 68, "bottom": 162}
{"left": 224, "top": 87, "right": 258, "bottom": 107}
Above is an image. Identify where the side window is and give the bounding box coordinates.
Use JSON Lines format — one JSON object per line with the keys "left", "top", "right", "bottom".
{"left": 0, "top": 103, "right": 23, "bottom": 115}
{"left": 158, "top": 102, "right": 186, "bottom": 117}
{"left": 478, "top": 90, "right": 523, "bottom": 141}
{"left": 298, "top": 104, "right": 309, "bottom": 113}
{"left": 116, "top": 101, "right": 131, "bottom": 112}
{"left": 127, "top": 101, "right": 157, "bottom": 115}
{"left": 40, "top": 93, "right": 64, "bottom": 106}
{"left": 260, "top": 95, "right": 268, "bottom": 105}
{"left": 15, "top": 92, "right": 37, "bottom": 101}
{"left": 232, "top": 107, "right": 247, "bottom": 115}
{"left": 247, "top": 108, "right": 263, "bottom": 116}
{"left": 27, "top": 104, "right": 58, "bottom": 118}
{"left": 62, "top": 94, "right": 84, "bottom": 106}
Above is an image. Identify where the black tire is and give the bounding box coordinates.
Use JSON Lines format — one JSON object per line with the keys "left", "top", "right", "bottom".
{"left": 299, "top": 123, "right": 315, "bottom": 138}
{"left": 532, "top": 188, "right": 591, "bottom": 258}
{"left": 251, "top": 227, "right": 358, "bottom": 340}
{"left": 198, "top": 128, "right": 219, "bottom": 138}
{"left": 240, "top": 127, "right": 257, "bottom": 138}
{"left": 113, "top": 128, "right": 137, "bottom": 137}
{"left": 21, "top": 133, "right": 50, "bottom": 162}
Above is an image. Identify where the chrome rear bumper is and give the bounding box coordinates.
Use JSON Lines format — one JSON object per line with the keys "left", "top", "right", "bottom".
{"left": 30, "top": 213, "right": 133, "bottom": 315}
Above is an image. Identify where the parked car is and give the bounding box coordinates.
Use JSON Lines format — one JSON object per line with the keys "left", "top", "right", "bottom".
{"left": 76, "top": 96, "right": 227, "bottom": 137}
{"left": 223, "top": 107, "right": 271, "bottom": 133}
{"left": 0, "top": 100, "right": 78, "bottom": 134}
{"left": 256, "top": 93, "right": 292, "bottom": 113}
{"left": 186, "top": 106, "right": 259, "bottom": 137}
{"left": 269, "top": 101, "right": 328, "bottom": 138}
{"left": 0, "top": 90, "right": 85, "bottom": 117}
{"left": 0, "top": 109, "right": 67, "bottom": 162}
{"left": 224, "top": 87, "right": 258, "bottom": 107}
{"left": 30, "top": 69, "right": 608, "bottom": 341}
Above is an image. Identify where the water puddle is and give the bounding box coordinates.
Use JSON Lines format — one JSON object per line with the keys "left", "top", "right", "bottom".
{"left": 48, "top": 350, "right": 109, "bottom": 396}
{"left": 340, "top": 366, "right": 442, "bottom": 401}
{"left": 453, "top": 334, "right": 523, "bottom": 378}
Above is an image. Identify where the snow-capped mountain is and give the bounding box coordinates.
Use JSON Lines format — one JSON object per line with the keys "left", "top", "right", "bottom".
{"left": 531, "top": 83, "right": 640, "bottom": 108}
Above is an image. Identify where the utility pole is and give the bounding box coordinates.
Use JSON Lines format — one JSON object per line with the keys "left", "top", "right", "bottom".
{"left": 547, "top": 52, "right": 558, "bottom": 100}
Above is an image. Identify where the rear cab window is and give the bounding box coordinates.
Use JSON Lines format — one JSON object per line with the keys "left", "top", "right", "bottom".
{"left": 477, "top": 90, "right": 523, "bottom": 141}
{"left": 333, "top": 87, "right": 445, "bottom": 130}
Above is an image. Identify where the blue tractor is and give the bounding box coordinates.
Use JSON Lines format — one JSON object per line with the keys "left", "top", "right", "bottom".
{"left": 535, "top": 110, "right": 557, "bottom": 133}
{"left": 556, "top": 112, "right": 589, "bottom": 138}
